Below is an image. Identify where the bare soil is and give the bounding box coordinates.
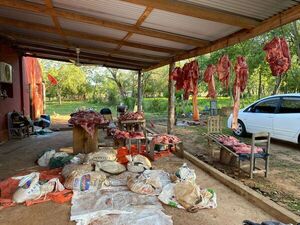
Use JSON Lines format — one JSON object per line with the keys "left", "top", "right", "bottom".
{"left": 152, "top": 121, "right": 300, "bottom": 216}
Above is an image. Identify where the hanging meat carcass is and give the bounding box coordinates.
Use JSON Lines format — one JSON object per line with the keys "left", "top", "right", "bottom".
{"left": 170, "top": 67, "right": 184, "bottom": 91}
{"left": 203, "top": 64, "right": 217, "bottom": 99}
{"left": 232, "top": 56, "right": 249, "bottom": 130}
{"left": 263, "top": 37, "right": 291, "bottom": 76}
{"left": 217, "top": 55, "right": 231, "bottom": 89}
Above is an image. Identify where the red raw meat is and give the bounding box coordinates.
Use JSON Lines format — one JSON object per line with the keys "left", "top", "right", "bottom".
{"left": 232, "top": 56, "right": 249, "bottom": 130}
{"left": 68, "top": 110, "right": 108, "bottom": 136}
{"left": 151, "top": 134, "right": 181, "bottom": 145}
{"left": 263, "top": 37, "right": 291, "bottom": 76}
{"left": 171, "top": 67, "right": 184, "bottom": 91}
{"left": 217, "top": 55, "right": 231, "bottom": 89}
{"left": 203, "top": 64, "right": 217, "bottom": 99}
{"left": 118, "top": 112, "right": 144, "bottom": 121}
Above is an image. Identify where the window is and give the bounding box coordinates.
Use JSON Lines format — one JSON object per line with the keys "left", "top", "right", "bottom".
{"left": 279, "top": 98, "right": 300, "bottom": 113}
{"left": 252, "top": 98, "right": 279, "bottom": 113}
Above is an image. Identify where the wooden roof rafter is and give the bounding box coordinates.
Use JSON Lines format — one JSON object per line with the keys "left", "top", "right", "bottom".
{"left": 0, "top": 0, "right": 210, "bottom": 47}
{"left": 122, "top": 0, "right": 261, "bottom": 29}
{"left": 0, "top": 16, "right": 181, "bottom": 54}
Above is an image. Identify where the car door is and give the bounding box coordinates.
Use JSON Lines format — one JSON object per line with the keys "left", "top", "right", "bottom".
{"left": 273, "top": 97, "right": 300, "bottom": 143}
{"left": 243, "top": 98, "right": 280, "bottom": 135}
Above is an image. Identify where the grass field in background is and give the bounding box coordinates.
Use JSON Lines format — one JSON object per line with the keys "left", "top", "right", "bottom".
{"left": 46, "top": 96, "right": 257, "bottom": 119}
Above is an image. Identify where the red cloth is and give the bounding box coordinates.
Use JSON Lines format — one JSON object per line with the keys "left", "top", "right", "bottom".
{"left": 47, "top": 74, "right": 58, "bottom": 85}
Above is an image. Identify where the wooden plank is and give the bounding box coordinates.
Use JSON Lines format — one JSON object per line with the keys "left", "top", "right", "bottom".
{"left": 0, "top": 0, "right": 210, "bottom": 46}
{"left": 167, "top": 62, "right": 175, "bottom": 134}
{"left": 123, "top": 0, "right": 260, "bottom": 29}
{"left": 73, "top": 126, "right": 98, "bottom": 154}
{"left": 143, "top": 4, "right": 300, "bottom": 72}
{"left": 7, "top": 33, "right": 164, "bottom": 61}
{"left": 0, "top": 16, "right": 181, "bottom": 53}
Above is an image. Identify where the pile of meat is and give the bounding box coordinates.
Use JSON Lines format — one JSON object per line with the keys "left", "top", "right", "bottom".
{"left": 232, "top": 56, "right": 249, "bottom": 130}
{"left": 263, "top": 37, "right": 291, "bottom": 76}
{"left": 218, "top": 136, "right": 263, "bottom": 154}
{"left": 151, "top": 134, "right": 181, "bottom": 145}
{"left": 203, "top": 64, "right": 217, "bottom": 98}
{"left": 113, "top": 129, "right": 144, "bottom": 140}
{"left": 171, "top": 60, "right": 199, "bottom": 100}
{"left": 217, "top": 55, "right": 231, "bottom": 89}
{"left": 118, "top": 112, "right": 144, "bottom": 121}
{"left": 68, "top": 110, "right": 108, "bottom": 136}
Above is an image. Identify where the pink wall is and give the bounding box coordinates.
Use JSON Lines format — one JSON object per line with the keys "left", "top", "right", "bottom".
{"left": 0, "top": 42, "right": 23, "bottom": 141}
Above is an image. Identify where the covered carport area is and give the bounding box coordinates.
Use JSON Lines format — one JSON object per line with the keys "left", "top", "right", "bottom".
{"left": 0, "top": 1, "right": 300, "bottom": 225}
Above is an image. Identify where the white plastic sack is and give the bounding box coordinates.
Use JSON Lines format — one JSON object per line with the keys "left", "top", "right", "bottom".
{"left": 127, "top": 170, "right": 170, "bottom": 196}
{"left": 64, "top": 171, "right": 108, "bottom": 191}
{"left": 175, "top": 163, "right": 196, "bottom": 183}
{"left": 12, "top": 172, "right": 41, "bottom": 203}
{"left": 62, "top": 164, "right": 93, "bottom": 179}
{"left": 126, "top": 154, "right": 152, "bottom": 173}
{"left": 95, "top": 161, "right": 126, "bottom": 174}
{"left": 174, "top": 181, "right": 217, "bottom": 212}
{"left": 108, "top": 171, "right": 138, "bottom": 186}
{"left": 158, "top": 183, "right": 184, "bottom": 209}
{"left": 70, "top": 153, "right": 85, "bottom": 164}
{"left": 84, "top": 149, "right": 117, "bottom": 164}
{"left": 37, "top": 150, "right": 56, "bottom": 167}
{"left": 53, "top": 152, "right": 69, "bottom": 158}
{"left": 38, "top": 178, "right": 65, "bottom": 198}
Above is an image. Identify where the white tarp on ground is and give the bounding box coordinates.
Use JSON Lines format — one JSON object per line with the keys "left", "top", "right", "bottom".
{"left": 71, "top": 186, "right": 173, "bottom": 225}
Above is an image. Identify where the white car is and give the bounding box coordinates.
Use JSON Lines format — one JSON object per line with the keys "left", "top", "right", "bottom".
{"left": 227, "top": 94, "right": 300, "bottom": 144}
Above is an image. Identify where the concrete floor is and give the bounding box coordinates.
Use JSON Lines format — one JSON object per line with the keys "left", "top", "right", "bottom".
{"left": 0, "top": 131, "right": 274, "bottom": 225}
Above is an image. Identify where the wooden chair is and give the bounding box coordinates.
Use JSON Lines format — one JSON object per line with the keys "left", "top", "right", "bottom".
{"left": 207, "top": 116, "right": 222, "bottom": 157}
{"left": 7, "top": 112, "right": 31, "bottom": 139}
{"left": 238, "top": 132, "right": 270, "bottom": 179}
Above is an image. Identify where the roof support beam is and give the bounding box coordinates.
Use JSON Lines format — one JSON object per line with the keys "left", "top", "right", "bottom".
{"left": 44, "top": 0, "right": 70, "bottom": 47}
{"left": 143, "top": 4, "right": 300, "bottom": 72}
{"left": 3, "top": 33, "right": 163, "bottom": 61}
{"left": 0, "top": 16, "right": 181, "bottom": 53}
{"left": 0, "top": 0, "right": 210, "bottom": 46}
{"left": 123, "top": 0, "right": 260, "bottom": 29}
{"left": 19, "top": 48, "right": 146, "bottom": 68}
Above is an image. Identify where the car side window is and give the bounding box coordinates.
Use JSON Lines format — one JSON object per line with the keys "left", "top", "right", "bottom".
{"left": 279, "top": 98, "right": 300, "bottom": 113}
{"left": 252, "top": 98, "right": 279, "bottom": 113}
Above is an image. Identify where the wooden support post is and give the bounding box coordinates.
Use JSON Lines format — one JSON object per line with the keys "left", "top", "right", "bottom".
{"left": 167, "top": 62, "right": 175, "bottom": 134}
{"left": 137, "top": 70, "right": 143, "bottom": 112}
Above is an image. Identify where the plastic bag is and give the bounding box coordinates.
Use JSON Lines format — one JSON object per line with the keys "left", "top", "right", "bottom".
{"left": 70, "top": 153, "right": 85, "bottom": 164}
{"left": 62, "top": 164, "right": 93, "bottom": 178}
{"left": 175, "top": 163, "right": 196, "bottom": 183}
{"left": 174, "top": 181, "right": 217, "bottom": 212}
{"left": 158, "top": 183, "right": 184, "bottom": 209}
{"left": 127, "top": 170, "right": 170, "bottom": 195}
{"left": 95, "top": 161, "right": 126, "bottom": 174}
{"left": 12, "top": 172, "right": 41, "bottom": 203}
{"left": 64, "top": 171, "right": 108, "bottom": 191}
{"left": 126, "top": 154, "right": 152, "bottom": 173}
{"left": 37, "top": 149, "right": 56, "bottom": 167}
{"left": 84, "top": 149, "right": 117, "bottom": 164}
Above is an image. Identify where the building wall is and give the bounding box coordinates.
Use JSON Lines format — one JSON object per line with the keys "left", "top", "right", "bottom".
{"left": 0, "top": 42, "right": 23, "bottom": 141}
{"left": 0, "top": 43, "right": 44, "bottom": 142}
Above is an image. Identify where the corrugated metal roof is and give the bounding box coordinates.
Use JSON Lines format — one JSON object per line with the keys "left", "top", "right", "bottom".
{"left": 0, "top": 7, "right": 53, "bottom": 26}
{"left": 129, "top": 33, "right": 195, "bottom": 49}
{"left": 59, "top": 18, "right": 127, "bottom": 40}
{"left": 142, "top": 9, "right": 240, "bottom": 41}
{"left": 66, "top": 37, "right": 119, "bottom": 49}
{"left": 178, "top": 0, "right": 300, "bottom": 20}
{"left": 120, "top": 46, "right": 171, "bottom": 57}
{"left": 52, "top": 0, "right": 145, "bottom": 25}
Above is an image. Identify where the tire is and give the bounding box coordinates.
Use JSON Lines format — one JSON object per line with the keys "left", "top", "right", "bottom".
{"left": 233, "top": 120, "right": 247, "bottom": 137}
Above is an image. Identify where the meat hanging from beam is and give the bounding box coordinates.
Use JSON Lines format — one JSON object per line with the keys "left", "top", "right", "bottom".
{"left": 263, "top": 37, "right": 291, "bottom": 76}
{"left": 232, "top": 56, "right": 249, "bottom": 130}
{"left": 203, "top": 64, "right": 217, "bottom": 99}
{"left": 217, "top": 55, "right": 231, "bottom": 89}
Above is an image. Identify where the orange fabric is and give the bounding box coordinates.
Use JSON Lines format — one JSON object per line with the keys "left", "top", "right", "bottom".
{"left": 0, "top": 168, "right": 68, "bottom": 209}
{"left": 116, "top": 145, "right": 148, "bottom": 164}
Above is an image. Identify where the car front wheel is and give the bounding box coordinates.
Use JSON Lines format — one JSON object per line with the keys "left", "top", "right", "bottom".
{"left": 233, "top": 120, "right": 247, "bottom": 137}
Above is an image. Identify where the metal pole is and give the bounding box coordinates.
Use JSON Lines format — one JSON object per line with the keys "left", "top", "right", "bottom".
{"left": 137, "top": 70, "right": 142, "bottom": 112}
{"left": 167, "top": 62, "right": 175, "bottom": 134}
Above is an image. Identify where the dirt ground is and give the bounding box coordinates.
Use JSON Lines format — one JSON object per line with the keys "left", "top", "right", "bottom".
{"left": 152, "top": 121, "right": 300, "bottom": 216}
{"left": 0, "top": 131, "right": 274, "bottom": 225}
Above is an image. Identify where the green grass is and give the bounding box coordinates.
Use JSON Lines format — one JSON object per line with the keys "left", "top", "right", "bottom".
{"left": 46, "top": 96, "right": 257, "bottom": 119}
